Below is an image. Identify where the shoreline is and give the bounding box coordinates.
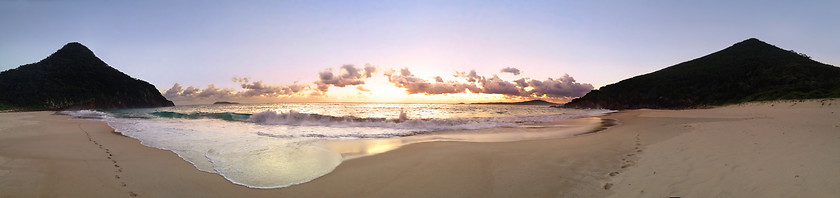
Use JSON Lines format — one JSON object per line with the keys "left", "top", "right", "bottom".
{"left": 1, "top": 99, "right": 838, "bottom": 197}
{"left": 320, "top": 115, "right": 612, "bottom": 163}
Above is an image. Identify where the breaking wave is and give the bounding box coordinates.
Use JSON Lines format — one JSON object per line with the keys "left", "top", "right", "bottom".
{"left": 150, "top": 111, "right": 251, "bottom": 122}
{"left": 246, "top": 110, "right": 513, "bottom": 131}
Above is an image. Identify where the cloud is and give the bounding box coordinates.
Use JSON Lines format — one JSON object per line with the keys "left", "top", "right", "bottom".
{"left": 385, "top": 68, "right": 480, "bottom": 94}
{"left": 524, "top": 74, "right": 594, "bottom": 98}
{"left": 181, "top": 86, "right": 201, "bottom": 96}
{"left": 239, "top": 80, "right": 308, "bottom": 97}
{"left": 162, "top": 64, "right": 594, "bottom": 103}
{"left": 363, "top": 64, "right": 377, "bottom": 78}
{"left": 164, "top": 78, "right": 310, "bottom": 101}
{"left": 454, "top": 70, "right": 483, "bottom": 83}
{"left": 163, "top": 83, "right": 184, "bottom": 98}
{"left": 356, "top": 86, "right": 370, "bottom": 92}
{"left": 388, "top": 68, "right": 593, "bottom": 100}
{"left": 500, "top": 67, "right": 521, "bottom": 75}
{"left": 164, "top": 83, "right": 202, "bottom": 98}
{"left": 197, "top": 84, "right": 234, "bottom": 98}
{"left": 481, "top": 75, "right": 522, "bottom": 95}
{"left": 315, "top": 64, "right": 377, "bottom": 91}
{"left": 513, "top": 78, "right": 528, "bottom": 87}
{"left": 232, "top": 77, "right": 308, "bottom": 97}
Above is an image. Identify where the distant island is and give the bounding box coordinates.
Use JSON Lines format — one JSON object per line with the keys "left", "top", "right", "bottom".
{"left": 213, "top": 101, "right": 240, "bottom": 105}
{"left": 473, "top": 99, "right": 558, "bottom": 105}
{"left": 0, "top": 42, "right": 174, "bottom": 111}
{"left": 565, "top": 38, "right": 840, "bottom": 110}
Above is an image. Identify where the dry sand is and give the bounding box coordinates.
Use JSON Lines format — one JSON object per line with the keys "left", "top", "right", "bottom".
{"left": 0, "top": 99, "right": 838, "bottom": 197}
{"left": 606, "top": 99, "right": 840, "bottom": 197}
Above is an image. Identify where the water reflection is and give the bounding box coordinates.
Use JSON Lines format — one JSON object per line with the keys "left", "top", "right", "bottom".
{"left": 321, "top": 117, "right": 605, "bottom": 160}
{"left": 322, "top": 138, "right": 411, "bottom": 160}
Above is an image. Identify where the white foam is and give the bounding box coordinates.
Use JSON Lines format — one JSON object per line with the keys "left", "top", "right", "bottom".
{"left": 60, "top": 110, "right": 110, "bottom": 119}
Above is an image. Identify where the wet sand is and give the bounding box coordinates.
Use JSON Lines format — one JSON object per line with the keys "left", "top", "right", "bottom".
{"left": 1, "top": 99, "right": 838, "bottom": 197}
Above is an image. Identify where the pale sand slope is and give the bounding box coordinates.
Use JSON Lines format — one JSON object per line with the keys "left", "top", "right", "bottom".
{"left": 607, "top": 99, "right": 840, "bottom": 197}
{"left": 1, "top": 99, "right": 838, "bottom": 197}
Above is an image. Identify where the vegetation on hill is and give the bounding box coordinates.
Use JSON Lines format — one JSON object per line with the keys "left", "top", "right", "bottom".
{"left": 0, "top": 42, "right": 174, "bottom": 111}
{"left": 565, "top": 38, "right": 840, "bottom": 109}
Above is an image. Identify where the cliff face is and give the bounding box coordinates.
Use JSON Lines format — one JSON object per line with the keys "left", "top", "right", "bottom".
{"left": 565, "top": 38, "right": 840, "bottom": 110}
{"left": 0, "top": 42, "right": 174, "bottom": 110}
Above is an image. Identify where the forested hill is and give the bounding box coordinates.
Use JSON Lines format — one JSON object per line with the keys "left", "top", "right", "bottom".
{"left": 0, "top": 42, "right": 174, "bottom": 110}
{"left": 564, "top": 38, "right": 840, "bottom": 110}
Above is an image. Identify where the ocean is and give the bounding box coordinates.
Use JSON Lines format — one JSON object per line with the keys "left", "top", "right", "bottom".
{"left": 62, "top": 103, "right": 613, "bottom": 189}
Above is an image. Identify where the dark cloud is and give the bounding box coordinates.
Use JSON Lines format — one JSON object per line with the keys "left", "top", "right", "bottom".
{"left": 315, "top": 64, "right": 377, "bottom": 91}
{"left": 513, "top": 78, "right": 528, "bottom": 87}
{"left": 385, "top": 68, "right": 480, "bottom": 95}
{"left": 363, "top": 64, "right": 377, "bottom": 78}
{"left": 500, "top": 67, "right": 521, "bottom": 75}
{"left": 481, "top": 75, "right": 522, "bottom": 95}
{"left": 525, "top": 74, "right": 593, "bottom": 98}
{"left": 455, "top": 70, "right": 483, "bottom": 83}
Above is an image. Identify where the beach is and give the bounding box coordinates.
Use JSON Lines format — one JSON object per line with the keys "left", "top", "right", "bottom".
{"left": 1, "top": 99, "right": 838, "bottom": 197}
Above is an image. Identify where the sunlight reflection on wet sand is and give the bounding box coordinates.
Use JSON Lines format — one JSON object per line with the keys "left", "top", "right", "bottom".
{"left": 322, "top": 117, "right": 605, "bottom": 160}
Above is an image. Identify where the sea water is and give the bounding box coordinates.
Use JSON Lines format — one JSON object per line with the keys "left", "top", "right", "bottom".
{"left": 62, "top": 103, "right": 613, "bottom": 189}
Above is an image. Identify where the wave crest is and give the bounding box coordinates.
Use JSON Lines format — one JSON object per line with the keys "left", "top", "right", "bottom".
{"left": 247, "top": 110, "right": 511, "bottom": 131}
{"left": 60, "top": 110, "right": 110, "bottom": 119}
{"left": 150, "top": 111, "right": 251, "bottom": 122}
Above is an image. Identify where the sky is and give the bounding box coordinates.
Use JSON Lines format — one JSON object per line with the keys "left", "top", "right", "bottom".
{"left": 1, "top": 0, "right": 838, "bottom": 104}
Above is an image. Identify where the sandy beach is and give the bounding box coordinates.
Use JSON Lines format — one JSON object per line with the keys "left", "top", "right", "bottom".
{"left": 1, "top": 99, "right": 838, "bottom": 197}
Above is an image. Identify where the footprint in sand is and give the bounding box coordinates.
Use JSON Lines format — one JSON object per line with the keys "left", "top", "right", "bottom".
{"left": 80, "top": 125, "right": 135, "bottom": 196}
{"left": 603, "top": 183, "right": 613, "bottom": 190}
